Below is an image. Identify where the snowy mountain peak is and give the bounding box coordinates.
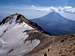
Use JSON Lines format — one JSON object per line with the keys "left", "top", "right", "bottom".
{"left": 0, "top": 13, "right": 52, "bottom": 56}
{"left": 0, "top": 13, "right": 28, "bottom": 25}
{"left": 0, "top": 13, "right": 47, "bottom": 33}
{"left": 0, "top": 14, "right": 43, "bottom": 56}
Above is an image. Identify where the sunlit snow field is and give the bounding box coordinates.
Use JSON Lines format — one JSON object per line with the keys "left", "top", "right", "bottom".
{"left": 0, "top": 15, "right": 40, "bottom": 56}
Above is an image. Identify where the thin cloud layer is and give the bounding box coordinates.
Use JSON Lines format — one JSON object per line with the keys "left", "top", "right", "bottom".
{"left": 0, "top": 5, "right": 75, "bottom": 21}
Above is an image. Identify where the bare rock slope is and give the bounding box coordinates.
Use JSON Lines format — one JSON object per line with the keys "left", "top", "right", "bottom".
{"left": 25, "top": 34, "right": 75, "bottom": 56}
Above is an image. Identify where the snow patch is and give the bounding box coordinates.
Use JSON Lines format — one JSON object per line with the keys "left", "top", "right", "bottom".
{"left": 0, "top": 18, "right": 40, "bottom": 56}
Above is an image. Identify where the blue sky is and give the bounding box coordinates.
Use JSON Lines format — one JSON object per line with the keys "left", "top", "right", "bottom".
{"left": 0, "top": 0, "right": 75, "bottom": 20}
{"left": 0, "top": 0, "right": 75, "bottom": 6}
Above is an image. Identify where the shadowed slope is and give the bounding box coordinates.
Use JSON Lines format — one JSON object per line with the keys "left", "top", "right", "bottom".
{"left": 31, "top": 12, "right": 75, "bottom": 35}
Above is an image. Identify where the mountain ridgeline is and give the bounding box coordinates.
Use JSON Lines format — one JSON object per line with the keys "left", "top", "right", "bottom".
{"left": 0, "top": 13, "right": 49, "bottom": 35}
{"left": 1, "top": 12, "right": 75, "bottom": 36}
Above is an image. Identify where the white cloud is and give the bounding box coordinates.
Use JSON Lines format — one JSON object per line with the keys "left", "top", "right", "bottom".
{"left": 0, "top": 5, "right": 75, "bottom": 20}
{"left": 0, "top": 5, "right": 51, "bottom": 19}
{"left": 64, "top": 7, "right": 75, "bottom": 14}
{"left": 57, "top": 6, "right": 75, "bottom": 21}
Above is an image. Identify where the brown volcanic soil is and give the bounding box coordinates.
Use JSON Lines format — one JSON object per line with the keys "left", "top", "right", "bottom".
{"left": 23, "top": 31, "right": 75, "bottom": 56}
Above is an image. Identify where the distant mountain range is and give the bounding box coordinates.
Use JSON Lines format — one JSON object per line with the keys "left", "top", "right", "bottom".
{"left": 31, "top": 12, "right": 75, "bottom": 35}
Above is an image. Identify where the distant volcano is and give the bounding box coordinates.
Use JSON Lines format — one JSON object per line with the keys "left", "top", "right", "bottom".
{"left": 31, "top": 12, "right": 75, "bottom": 35}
